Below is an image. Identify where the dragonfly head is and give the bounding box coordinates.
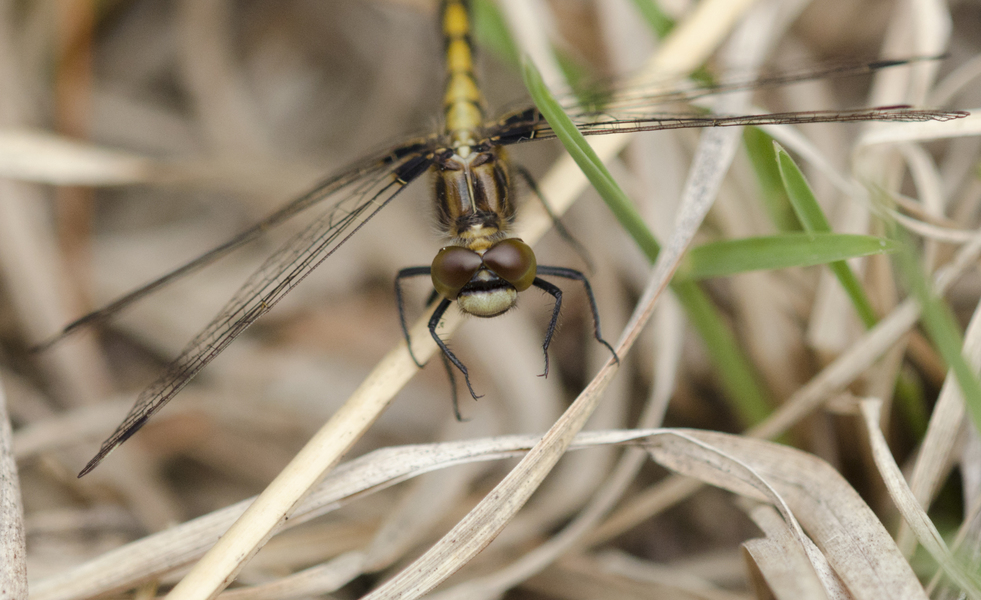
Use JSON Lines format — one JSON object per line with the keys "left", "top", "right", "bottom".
{"left": 431, "top": 238, "right": 537, "bottom": 318}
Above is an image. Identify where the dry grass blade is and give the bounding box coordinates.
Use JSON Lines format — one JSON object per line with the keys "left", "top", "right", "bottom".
{"left": 0, "top": 376, "right": 27, "bottom": 600}
{"left": 356, "top": 7, "right": 760, "bottom": 598}
{"left": 743, "top": 505, "right": 842, "bottom": 600}
{"left": 359, "top": 360, "right": 621, "bottom": 599}
{"left": 0, "top": 129, "right": 157, "bottom": 186}
{"left": 165, "top": 0, "right": 759, "bottom": 597}
{"left": 595, "top": 550, "right": 750, "bottom": 600}
{"left": 859, "top": 399, "right": 981, "bottom": 597}
{"left": 591, "top": 232, "right": 981, "bottom": 546}
{"left": 901, "top": 294, "right": 981, "bottom": 554}
{"left": 217, "top": 551, "right": 366, "bottom": 600}
{"left": 643, "top": 430, "right": 929, "bottom": 600}
{"left": 32, "top": 430, "right": 677, "bottom": 600}
{"left": 7, "top": 0, "right": 981, "bottom": 597}
{"left": 162, "top": 308, "right": 454, "bottom": 599}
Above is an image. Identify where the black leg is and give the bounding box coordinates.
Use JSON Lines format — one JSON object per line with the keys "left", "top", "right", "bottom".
{"left": 439, "top": 351, "right": 469, "bottom": 421}
{"left": 514, "top": 165, "right": 594, "bottom": 272}
{"left": 531, "top": 277, "right": 562, "bottom": 377}
{"left": 429, "top": 298, "right": 482, "bottom": 400}
{"left": 535, "top": 266, "right": 619, "bottom": 369}
{"left": 395, "top": 266, "right": 432, "bottom": 367}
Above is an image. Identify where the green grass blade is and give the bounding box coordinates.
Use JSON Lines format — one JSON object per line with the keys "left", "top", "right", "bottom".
{"left": 522, "top": 57, "right": 772, "bottom": 426}
{"left": 678, "top": 233, "right": 898, "bottom": 280}
{"left": 775, "top": 143, "right": 878, "bottom": 328}
{"left": 776, "top": 144, "right": 833, "bottom": 231}
{"left": 628, "top": 0, "right": 675, "bottom": 38}
{"left": 895, "top": 235, "right": 981, "bottom": 437}
{"left": 472, "top": 0, "right": 520, "bottom": 67}
{"left": 744, "top": 128, "right": 800, "bottom": 232}
{"left": 521, "top": 57, "right": 660, "bottom": 261}
{"left": 893, "top": 367, "right": 929, "bottom": 438}
{"left": 774, "top": 146, "right": 933, "bottom": 441}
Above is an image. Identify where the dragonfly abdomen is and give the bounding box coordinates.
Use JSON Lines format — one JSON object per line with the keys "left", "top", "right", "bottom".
{"left": 441, "top": 0, "right": 485, "bottom": 152}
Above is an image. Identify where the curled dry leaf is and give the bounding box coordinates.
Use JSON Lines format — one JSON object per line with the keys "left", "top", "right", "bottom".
{"left": 643, "top": 429, "right": 929, "bottom": 600}
{"left": 859, "top": 400, "right": 981, "bottom": 597}
{"left": 743, "top": 504, "right": 846, "bottom": 600}
{"left": 33, "top": 428, "right": 949, "bottom": 600}
{"left": 6, "top": 0, "right": 979, "bottom": 599}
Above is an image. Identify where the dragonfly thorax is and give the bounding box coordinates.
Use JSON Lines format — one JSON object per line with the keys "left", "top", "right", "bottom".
{"left": 433, "top": 146, "right": 516, "bottom": 245}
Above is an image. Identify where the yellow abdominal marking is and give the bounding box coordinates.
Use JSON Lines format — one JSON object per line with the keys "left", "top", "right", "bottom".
{"left": 442, "top": 0, "right": 484, "bottom": 147}
{"left": 445, "top": 38, "right": 473, "bottom": 72}
{"left": 442, "top": 1, "right": 469, "bottom": 36}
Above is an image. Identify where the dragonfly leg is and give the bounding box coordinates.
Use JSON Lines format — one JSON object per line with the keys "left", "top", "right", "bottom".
{"left": 439, "top": 351, "right": 470, "bottom": 421}
{"left": 429, "top": 298, "right": 482, "bottom": 400}
{"left": 534, "top": 266, "right": 619, "bottom": 377}
{"left": 395, "top": 266, "right": 432, "bottom": 367}
{"left": 531, "top": 276, "right": 561, "bottom": 378}
{"left": 514, "top": 165, "right": 594, "bottom": 272}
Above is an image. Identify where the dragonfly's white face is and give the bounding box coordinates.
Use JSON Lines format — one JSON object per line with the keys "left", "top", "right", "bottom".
{"left": 28, "top": 0, "right": 966, "bottom": 480}
{"left": 456, "top": 270, "right": 518, "bottom": 318}
{"left": 429, "top": 237, "right": 537, "bottom": 318}
{"left": 10, "top": 2, "right": 977, "bottom": 598}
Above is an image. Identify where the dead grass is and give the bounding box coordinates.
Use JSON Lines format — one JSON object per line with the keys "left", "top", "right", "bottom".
{"left": 1, "top": 0, "right": 980, "bottom": 599}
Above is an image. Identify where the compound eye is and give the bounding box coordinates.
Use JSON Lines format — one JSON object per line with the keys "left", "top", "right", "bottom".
{"left": 483, "top": 238, "right": 537, "bottom": 292}
{"left": 431, "top": 246, "right": 483, "bottom": 299}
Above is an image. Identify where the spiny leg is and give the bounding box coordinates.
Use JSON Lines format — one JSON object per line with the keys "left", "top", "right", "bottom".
{"left": 439, "top": 351, "right": 469, "bottom": 421}
{"left": 514, "top": 165, "right": 594, "bottom": 272}
{"left": 395, "top": 266, "right": 432, "bottom": 367}
{"left": 396, "top": 269, "right": 472, "bottom": 419}
{"left": 531, "top": 277, "right": 562, "bottom": 377}
{"left": 534, "top": 266, "right": 619, "bottom": 376}
{"left": 429, "top": 298, "right": 483, "bottom": 400}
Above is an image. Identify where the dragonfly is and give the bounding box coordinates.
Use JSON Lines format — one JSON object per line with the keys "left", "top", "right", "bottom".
{"left": 41, "top": 0, "right": 966, "bottom": 477}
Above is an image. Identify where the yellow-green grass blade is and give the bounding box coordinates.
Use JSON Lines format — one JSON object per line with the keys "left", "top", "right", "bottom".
{"left": 677, "top": 233, "right": 898, "bottom": 280}
{"left": 521, "top": 57, "right": 659, "bottom": 261}
{"left": 628, "top": 0, "right": 675, "bottom": 38}
{"left": 744, "top": 128, "right": 800, "bottom": 232}
{"left": 895, "top": 233, "right": 981, "bottom": 437}
{"left": 894, "top": 366, "right": 929, "bottom": 439}
{"left": 776, "top": 143, "right": 878, "bottom": 328}
{"left": 472, "top": 0, "right": 520, "bottom": 67}
{"left": 774, "top": 144, "right": 930, "bottom": 434}
{"left": 522, "top": 56, "right": 772, "bottom": 426}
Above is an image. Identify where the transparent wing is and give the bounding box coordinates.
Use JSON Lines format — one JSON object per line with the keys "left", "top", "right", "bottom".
{"left": 562, "top": 56, "right": 944, "bottom": 113}
{"left": 487, "top": 55, "right": 967, "bottom": 146}
{"left": 37, "top": 136, "right": 436, "bottom": 351}
{"left": 75, "top": 56, "right": 967, "bottom": 475}
{"left": 510, "top": 106, "right": 969, "bottom": 143}
{"left": 491, "top": 55, "right": 945, "bottom": 122}
{"left": 78, "top": 147, "right": 435, "bottom": 476}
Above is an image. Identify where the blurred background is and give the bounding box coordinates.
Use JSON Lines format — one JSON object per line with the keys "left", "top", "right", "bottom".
{"left": 1, "top": 0, "right": 979, "bottom": 596}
